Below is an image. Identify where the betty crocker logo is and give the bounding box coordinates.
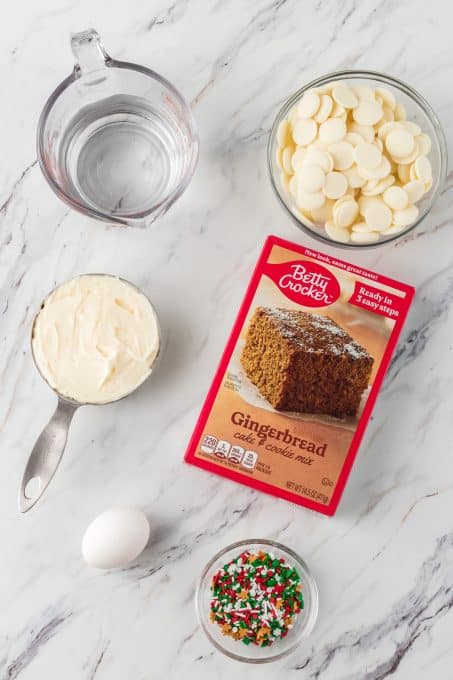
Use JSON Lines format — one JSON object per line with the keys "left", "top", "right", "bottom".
{"left": 263, "top": 259, "right": 341, "bottom": 307}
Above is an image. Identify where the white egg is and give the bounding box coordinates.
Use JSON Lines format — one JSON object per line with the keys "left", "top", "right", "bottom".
{"left": 82, "top": 507, "right": 150, "bottom": 569}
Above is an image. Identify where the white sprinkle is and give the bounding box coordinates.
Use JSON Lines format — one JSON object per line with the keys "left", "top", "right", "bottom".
{"left": 270, "top": 602, "right": 279, "bottom": 617}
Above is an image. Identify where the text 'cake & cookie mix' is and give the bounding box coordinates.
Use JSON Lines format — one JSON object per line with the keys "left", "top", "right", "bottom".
{"left": 185, "top": 235, "right": 414, "bottom": 515}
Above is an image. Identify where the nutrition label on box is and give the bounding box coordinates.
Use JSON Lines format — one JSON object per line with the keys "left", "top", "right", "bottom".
{"left": 200, "top": 435, "right": 258, "bottom": 469}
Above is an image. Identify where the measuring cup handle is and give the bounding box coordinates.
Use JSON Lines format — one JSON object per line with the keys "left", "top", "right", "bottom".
{"left": 71, "top": 28, "right": 111, "bottom": 78}
{"left": 19, "top": 399, "right": 79, "bottom": 513}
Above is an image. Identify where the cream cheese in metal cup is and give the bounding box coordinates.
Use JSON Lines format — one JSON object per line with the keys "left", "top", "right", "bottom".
{"left": 19, "top": 274, "right": 161, "bottom": 512}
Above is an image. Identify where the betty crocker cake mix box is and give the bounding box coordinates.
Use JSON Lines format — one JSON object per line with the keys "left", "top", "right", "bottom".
{"left": 185, "top": 236, "right": 414, "bottom": 515}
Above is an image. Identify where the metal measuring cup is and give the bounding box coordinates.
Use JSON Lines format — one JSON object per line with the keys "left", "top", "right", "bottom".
{"left": 19, "top": 274, "right": 161, "bottom": 513}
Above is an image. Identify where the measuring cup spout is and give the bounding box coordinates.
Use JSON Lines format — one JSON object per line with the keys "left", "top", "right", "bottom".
{"left": 19, "top": 398, "right": 79, "bottom": 512}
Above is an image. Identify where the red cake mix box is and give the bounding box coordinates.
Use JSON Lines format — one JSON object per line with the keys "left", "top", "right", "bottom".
{"left": 185, "top": 235, "right": 414, "bottom": 515}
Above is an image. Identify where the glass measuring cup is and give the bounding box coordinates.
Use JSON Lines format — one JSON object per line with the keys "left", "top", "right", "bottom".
{"left": 37, "top": 29, "right": 198, "bottom": 227}
{"left": 19, "top": 275, "right": 161, "bottom": 512}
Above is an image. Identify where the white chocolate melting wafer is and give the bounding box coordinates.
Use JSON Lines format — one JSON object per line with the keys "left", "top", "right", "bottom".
{"left": 349, "top": 122, "right": 375, "bottom": 142}
{"left": 344, "top": 132, "right": 364, "bottom": 146}
{"left": 352, "top": 222, "right": 373, "bottom": 233}
{"left": 314, "top": 94, "right": 334, "bottom": 123}
{"left": 281, "top": 146, "right": 295, "bottom": 175}
{"left": 333, "top": 199, "right": 359, "bottom": 228}
{"left": 383, "top": 186, "right": 409, "bottom": 210}
{"left": 354, "top": 142, "right": 382, "bottom": 169}
{"left": 291, "top": 147, "right": 306, "bottom": 172}
{"left": 414, "top": 156, "right": 432, "bottom": 183}
{"left": 297, "top": 164, "right": 325, "bottom": 193}
{"left": 324, "top": 171, "right": 348, "bottom": 199}
{"left": 293, "top": 119, "right": 318, "bottom": 146}
{"left": 277, "top": 120, "right": 291, "bottom": 146}
{"left": 393, "top": 204, "right": 419, "bottom": 226}
{"left": 344, "top": 166, "right": 367, "bottom": 189}
{"left": 398, "top": 163, "right": 411, "bottom": 184}
{"left": 403, "top": 180, "right": 425, "bottom": 203}
{"left": 353, "top": 85, "right": 376, "bottom": 102}
{"left": 417, "top": 133, "right": 432, "bottom": 156}
{"left": 353, "top": 100, "right": 383, "bottom": 126}
{"left": 381, "top": 224, "right": 407, "bottom": 235}
{"left": 311, "top": 199, "right": 334, "bottom": 223}
{"left": 304, "top": 148, "right": 333, "bottom": 173}
{"left": 319, "top": 118, "right": 347, "bottom": 144}
{"left": 297, "top": 189, "right": 326, "bottom": 211}
{"left": 328, "top": 142, "right": 354, "bottom": 171}
{"left": 325, "top": 221, "right": 351, "bottom": 243}
{"left": 332, "top": 84, "right": 358, "bottom": 109}
{"left": 363, "top": 199, "right": 392, "bottom": 231}
{"left": 362, "top": 175, "right": 395, "bottom": 196}
{"left": 376, "top": 87, "right": 396, "bottom": 109}
{"left": 351, "top": 230, "right": 380, "bottom": 243}
{"left": 297, "top": 91, "right": 321, "bottom": 119}
{"left": 394, "top": 103, "right": 407, "bottom": 120}
{"left": 385, "top": 129, "right": 415, "bottom": 158}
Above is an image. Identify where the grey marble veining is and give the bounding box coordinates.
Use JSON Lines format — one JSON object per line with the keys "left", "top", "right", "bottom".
{"left": 1, "top": 1, "right": 453, "bottom": 678}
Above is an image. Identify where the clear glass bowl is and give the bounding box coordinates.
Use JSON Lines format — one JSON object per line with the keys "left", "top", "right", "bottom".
{"left": 268, "top": 70, "right": 447, "bottom": 248}
{"left": 195, "top": 539, "right": 319, "bottom": 663}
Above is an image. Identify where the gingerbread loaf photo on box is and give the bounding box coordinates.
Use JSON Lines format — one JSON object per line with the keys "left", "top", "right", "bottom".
{"left": 241, "top": 307, "right": 374, "bottom": 418}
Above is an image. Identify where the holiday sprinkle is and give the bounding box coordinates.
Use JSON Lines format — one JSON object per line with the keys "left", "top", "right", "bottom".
{"left": 209, "top": 549, "right": 304, "bottom": 647}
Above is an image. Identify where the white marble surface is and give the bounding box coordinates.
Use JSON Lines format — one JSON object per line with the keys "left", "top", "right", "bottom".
{"left": 1, "top": 1, "right": 453, "bottom": 678}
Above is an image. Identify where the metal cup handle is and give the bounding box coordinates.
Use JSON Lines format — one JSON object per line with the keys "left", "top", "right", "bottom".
{"left": 19, "top": 398, "right": 79, "bottom": 513}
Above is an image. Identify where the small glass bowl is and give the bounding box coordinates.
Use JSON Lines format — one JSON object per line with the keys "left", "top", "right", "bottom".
{"left": 268, "top": 70, "right": 447, "bottom": 248}
{"left": 195, "top": 539, "right": 319, "bottom": 663}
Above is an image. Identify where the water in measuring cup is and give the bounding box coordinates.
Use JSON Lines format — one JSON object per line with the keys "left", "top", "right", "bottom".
{"left": 59, "top": 95, "right": 183, "bottom": 218}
